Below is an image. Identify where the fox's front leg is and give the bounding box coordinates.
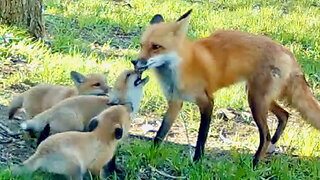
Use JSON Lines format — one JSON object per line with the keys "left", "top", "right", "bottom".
{"left": 37, "top": 124, "right": 50, "bottom": 146}
{"left": 194, "top": 94, "right": 213, "bottom": 162}
{"left": 154, "top": 100, "right": 183, "bottom": 147}
{"left": 100, "top": 155, "right": 117, "bottom": 178}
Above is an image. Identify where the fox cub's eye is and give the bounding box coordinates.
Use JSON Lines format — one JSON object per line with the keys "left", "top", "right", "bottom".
{"left": 92, "top": 82, "right": 101, "bottom": 87}
{"left": 151, "top": 44, "right": 162, "bottom": 50}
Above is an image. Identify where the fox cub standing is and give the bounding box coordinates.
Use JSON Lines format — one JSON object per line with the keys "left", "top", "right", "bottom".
{"left": 13, "top": 105, "right": 131, "bottom": 180}
{"left": 21, "top": 70, "right": 149, "bottom": 144}
{"left": 8, "top": 71, "right": 109, "bottom": 120}
{"left": 132, "top": 9, "right": 320, "bottom": 167}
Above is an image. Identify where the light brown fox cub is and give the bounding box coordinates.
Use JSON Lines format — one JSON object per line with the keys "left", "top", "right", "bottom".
{"left": 13, "top": 105, "right": 131, "bottom": 180}
{"left": 132, "top": 10, "right": 320, "bottom": 167}
{"left": 8, "top": 71, "right": 110, "bottom": 120}
{"left": 20, "top": 70, "right": 148, "bottom": 144}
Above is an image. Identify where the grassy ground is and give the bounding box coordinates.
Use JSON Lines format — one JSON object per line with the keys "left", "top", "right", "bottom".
{"left": 0, "top": 0, "right": 320, "bottom": 179}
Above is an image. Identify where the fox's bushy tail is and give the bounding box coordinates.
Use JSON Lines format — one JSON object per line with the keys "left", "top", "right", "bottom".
{"left": 287, "top": 74, "right": 320, "bottom": 129}
{"left": 8, "top": 95, "right": 23, "bottom": 119}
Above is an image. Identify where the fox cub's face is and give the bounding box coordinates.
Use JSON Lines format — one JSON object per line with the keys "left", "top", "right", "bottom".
{"left": 109, "top": 70, "right": 149, "bottom": 114}
{"left": 132, "top": 10, "right": 192, "bottom": 71}
{"left": 71, "top": 71, "right": 110, "bottom": 96}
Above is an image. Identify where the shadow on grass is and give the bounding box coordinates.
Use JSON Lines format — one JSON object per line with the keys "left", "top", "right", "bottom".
{"left": 44, "top": 13, "right": 141, "bottom": 55}
{"left": 124, "top": 133, "right": 320, "bottom": 179}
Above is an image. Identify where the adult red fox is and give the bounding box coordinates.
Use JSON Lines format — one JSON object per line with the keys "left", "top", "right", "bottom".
{"left": 132, "top": 9, "right": 320, "bottom": 167}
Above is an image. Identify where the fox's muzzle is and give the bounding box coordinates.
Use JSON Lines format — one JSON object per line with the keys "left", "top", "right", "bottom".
{"left": 131, "top": 59, "right": 138, "bottom": 66}
{"left": 131, "top": 59, "right": 148, "bottom": 72}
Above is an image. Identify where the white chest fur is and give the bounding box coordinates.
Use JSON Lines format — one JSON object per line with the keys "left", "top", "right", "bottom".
{"left": 147, "top": 52, "right": 195, "bottom": 102}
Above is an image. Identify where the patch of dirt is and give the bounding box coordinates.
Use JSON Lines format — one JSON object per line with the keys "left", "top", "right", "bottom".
{"left": 80, "top": 26, "right": 140, "bottom": 49}
{"left": 0, "top": 58, "right": 30, "bottom": 83}
{"left": 129, "top": 109, "right": 258, "bottom": 149}
{"left": 130, "top": 106, "right": 305, "bottom": 155}
{"left": 44, "top": 14, "right": 140, "bottom": 51}
{"left": 0, "top": 105, "right": 36, "bottom": 166}
{"left": 0, "top": 45, "right": 37, "bottom": 163}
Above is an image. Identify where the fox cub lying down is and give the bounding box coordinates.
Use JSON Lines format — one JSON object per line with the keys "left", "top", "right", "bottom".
{"left": 8, "top": 71, "right": 110, "bottom": 120}
{"left": 20, "top": 70, "right": 149, "bottom": 144}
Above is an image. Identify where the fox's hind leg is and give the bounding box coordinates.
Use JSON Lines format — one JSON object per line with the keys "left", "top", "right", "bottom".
{"left": 248, "top": 87, "right": 272, "bottom": 168}
{"left": 100, "top": 155, "right": 119, "bottom": 178}
{"left": 247, "top": 72, "right": 287, "bottom": 167}
{"left": 247, "top": 59, "right": 291, "bottom": 168}
{"left": 37, "top": 124, "right": 51, "bottom": 145}
{"left": 268, "top": 101, "right": 289, "bottom": 154}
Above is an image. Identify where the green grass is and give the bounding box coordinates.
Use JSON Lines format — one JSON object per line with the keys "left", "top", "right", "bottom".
{"left": 0, "top": 0, "right": 320, "bottom": 179}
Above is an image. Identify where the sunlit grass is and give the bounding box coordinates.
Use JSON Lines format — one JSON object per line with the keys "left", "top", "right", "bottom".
{"left": 0, "top": 0, "right": 319, "bottom": 179}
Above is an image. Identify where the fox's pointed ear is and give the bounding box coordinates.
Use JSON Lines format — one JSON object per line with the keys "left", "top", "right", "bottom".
{"left": 175, "top": 9, "right": 192, "bottom": 34}
{"left": 71, "top": 71, "right": 86, "bottom": 85}
{"left": 177, "top": 9, "right": 192, "bottom": 22}
{"left": 114, "top": 124, "right": 123, "bottom": 139}
{"left": 150, "top": 14, "right": 164, "bottom": 24}
{"left": 87, "top": 118, "right": 99, "bottom": 132}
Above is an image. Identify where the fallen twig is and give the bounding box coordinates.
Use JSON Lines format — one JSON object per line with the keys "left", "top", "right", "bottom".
{"left": 0, "top": 122, "right": 21, "bottom": 137}
{"left": 219, "top": 128, "right": 232, "bottom": 144}
{"left": 149, "top": 165, "right": 186, "bottom": 179}
{"left": 0, "top": 138, "right": 13, "bottom": 144}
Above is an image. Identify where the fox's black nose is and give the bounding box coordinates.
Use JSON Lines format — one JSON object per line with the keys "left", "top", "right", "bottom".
{"left": 131, "top": 60, "right": 138, "bottom": 66}
{"left": 104, "top": 87, "right": 111, "bottom": 93}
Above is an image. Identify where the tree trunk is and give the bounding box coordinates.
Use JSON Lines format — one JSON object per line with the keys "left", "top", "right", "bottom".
{"left": 0, "top": 0, "right": 44, "bottom": 39}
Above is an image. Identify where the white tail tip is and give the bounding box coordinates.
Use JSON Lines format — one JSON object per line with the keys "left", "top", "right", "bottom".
{"left": 20, "top": 122, "right": 28, "bottom": 130}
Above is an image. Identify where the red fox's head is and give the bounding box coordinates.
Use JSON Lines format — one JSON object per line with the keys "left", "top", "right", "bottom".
{"left": 132, "top": 9, "right": 192, "bottom": 71}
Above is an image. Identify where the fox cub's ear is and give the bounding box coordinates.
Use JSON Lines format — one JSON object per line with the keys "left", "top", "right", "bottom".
{"left": 87, "top": 118, "right": 99, "bottom": 132}
{"left": 115, "top": 128, "right": 123, "bottom": 139}
{"left": 71, "top": 71, "right": 86, "bottom": 85}
{"left": 150, "top": 14, "right": 164, "bottom": 24}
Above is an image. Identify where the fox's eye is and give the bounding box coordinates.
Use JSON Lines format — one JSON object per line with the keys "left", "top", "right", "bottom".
{"left": 92, "top": 82, "right": 101, "bottom": 87}
{"left": 151, "top": 44, "right": 162, "bottom": 50}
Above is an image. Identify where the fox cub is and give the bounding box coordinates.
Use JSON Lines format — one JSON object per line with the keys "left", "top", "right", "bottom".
{"left": 13, "top": 105, "right": 131, "bottom": 180}
{"left": 8, "top": 71, "right": 110, "bottom": 120}
{"left": 21, "top": 70, "right": 148, "bottom": 144}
